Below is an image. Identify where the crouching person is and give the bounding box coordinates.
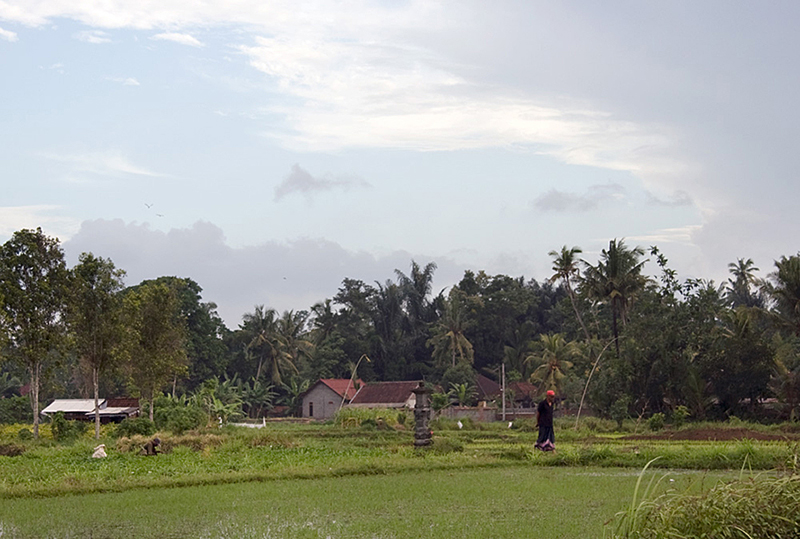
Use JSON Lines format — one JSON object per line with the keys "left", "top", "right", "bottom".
{"left": 141, "top": 437, "right": 161, "bottom": 456}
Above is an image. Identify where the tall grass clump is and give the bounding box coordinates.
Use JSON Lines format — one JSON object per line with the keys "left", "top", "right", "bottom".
{"left": 612, "top": 469, "right": 800, "bottom": 538}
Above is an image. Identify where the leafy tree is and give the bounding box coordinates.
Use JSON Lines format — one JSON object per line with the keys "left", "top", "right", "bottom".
{"left": 134, "top": 277, "right": 228, "bottom": 392}
{"left": 0, "top": 228, "right": 69, "bottom": 438}
{"left": 68, "top": 253, "right": 126, "bottom": 439}
{"left": 123, "top": 281, "right": 188, "bottom": 420}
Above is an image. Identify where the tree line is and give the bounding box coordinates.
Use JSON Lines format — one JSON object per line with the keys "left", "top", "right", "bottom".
{"left": 1, "top": 229, "right": 799, "bottom": 437}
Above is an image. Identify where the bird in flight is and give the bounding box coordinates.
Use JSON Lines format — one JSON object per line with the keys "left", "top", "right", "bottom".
{"left": 144, "top": 203, "right": 153, "bottom": 209}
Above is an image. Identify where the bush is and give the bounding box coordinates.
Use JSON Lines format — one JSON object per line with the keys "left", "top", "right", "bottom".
{"left": 648, "top": 412, "right": 665, "bottom": 432}
{"left": 610, "top": 397, "right": 631, "bottom": 430}
{"left": 50, "top": 412, "right": 88, "bottom": 441}
{"left": 115, "top": 417, "right": 156, "bottom": 438}
{"left": 17, "top": 428, "right": 32, "bottom": 440}
{"left": 153, "top": 399, "right": 206, "bottom": 434}
{"left": 0, "top": 396, "right": 32, "bottom": 424}
{"left": 672, "top": 405, "right": 690, "bottom": 428}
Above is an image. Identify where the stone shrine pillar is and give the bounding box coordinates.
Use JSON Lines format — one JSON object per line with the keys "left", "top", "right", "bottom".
{"left": 412, "top": 381, "right": 433, "bottom": 447}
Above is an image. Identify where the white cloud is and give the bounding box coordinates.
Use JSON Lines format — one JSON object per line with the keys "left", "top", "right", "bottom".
{"left": 107, "top": 76, "right": 140, "bottom": 86}
{"left": 0, "top": 26, "right": 18, "bottom": 42}
{"left": 74, "top": 29, "right": 111, "bottom": 43}
{"left": 151, "top": 32, "right": 203, "bottom": 47}
{"left": 0, "top": 206, "right": 82, "bottom": 240}
{"left": 44, "top": 150, "right": 167, "bottom": 179}
{"left": 0, "top": 1, "right": 686, "bottom": 186}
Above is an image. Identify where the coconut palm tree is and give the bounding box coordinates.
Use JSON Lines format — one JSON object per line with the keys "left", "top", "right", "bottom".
{"left": 549, "top": 246, "right": 591, "bottom": 342}
{"left": 768, "top": 254, "right": 800, "bottom": 335}
{"left": 726, "top": 258, "right": 764, "bottom": 308}
{"left": 581, "top": 239, "right": 647, "bottom": 356}
{"left": 526, "top": 333, "right": 578, "bottom": 396}
{"left": 241, "top": 306, "right": 294, "bottom": 385}
{"left": 427, "top": 289, "right": 474, "bottom": 368}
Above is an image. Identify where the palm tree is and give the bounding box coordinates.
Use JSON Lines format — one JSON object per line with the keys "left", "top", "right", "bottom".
{"left": 503, "top": 322, "right": 535, "bottom": 377}
{"left": 549, "top": 246, "right": 591, "bottom": 342}
{"left": 276, "top": 310, "right": 314, "bottom": 376}
{"left": 395, "top": 260, "right": 438, "bottom": 331}
{"left": 427, "top": 289, "right": 474, "bottom": 368}
{"left": 768, "top": 254, "right": 800, "bottom": 335}
{"left": 726, "top": 258, "right": 763, "bottom": 308}
{"left": 526, "top": 333, "right": 577, "bottom": 396}
{"left": 581, "top": 239, "right": 647, "bottom": 356}
{"left": 241, "top": 306, "right": 293, "bottom": 384}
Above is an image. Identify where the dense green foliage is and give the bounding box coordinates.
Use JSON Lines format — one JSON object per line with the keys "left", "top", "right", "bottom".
{"left": 2, "top": 227, "right": 800, "bottom": 431}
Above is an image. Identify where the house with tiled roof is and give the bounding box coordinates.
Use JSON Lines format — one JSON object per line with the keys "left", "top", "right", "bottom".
{"left": 348, "top": 380, "right": 423, "bottom": 409}
{"left": 301, "top": 378, "right": 363, "bottom": 420}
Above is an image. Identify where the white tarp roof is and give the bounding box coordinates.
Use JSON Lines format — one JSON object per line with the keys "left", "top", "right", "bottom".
{"left": 41, "top": 399, "right": 106, "bottom": 414}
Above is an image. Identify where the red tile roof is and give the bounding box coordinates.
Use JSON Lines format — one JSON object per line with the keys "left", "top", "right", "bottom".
{"left": 319, "top": 379, "right": 363, "bottom": 400}
{"left": 349, "top": 380, "right": 423, "bottom": 405}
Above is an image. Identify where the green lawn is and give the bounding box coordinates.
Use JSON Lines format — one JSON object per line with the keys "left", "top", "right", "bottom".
{"left": 0, "top": 465, "right": 731, "bottom": 539}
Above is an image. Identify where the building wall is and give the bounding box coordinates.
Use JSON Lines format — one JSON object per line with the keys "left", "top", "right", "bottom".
{"left": 301, "top": 384, "right": 344, "bottom": 420}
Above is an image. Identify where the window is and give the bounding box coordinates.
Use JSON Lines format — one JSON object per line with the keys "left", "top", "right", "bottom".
{"left": 309, "top": 402, "right": 314, "bottom": 417}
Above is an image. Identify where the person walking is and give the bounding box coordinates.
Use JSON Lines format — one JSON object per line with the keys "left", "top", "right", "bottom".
{"left": 535, "top": 390, "right": 556, "bottom": 451}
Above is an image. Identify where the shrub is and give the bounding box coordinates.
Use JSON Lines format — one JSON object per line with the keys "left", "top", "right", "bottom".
{"left": 396, "top": 411, "right": 407, "bottom": 426}
{"left": 50, "top": 412, "right": 88, "bottom": 441}
{"left": 16, "top": 428, "right": 32, "bottom": 441}
{"left": 115, "top": 417, "right": 156, "bottom": 438}
{"left": 648, "top": 413, "right": 665, "bottom": 432}
{"left": 154, "top": 403, "right": 206, "bottom": 434}
{"left": 0, "top": 396, "right": 33, "bottom": 424}
{"left": 610, "top": 397, "right": 631, "bottom": 430}
{"left": 672, "top": 405, "right": 690, "bottom": 428}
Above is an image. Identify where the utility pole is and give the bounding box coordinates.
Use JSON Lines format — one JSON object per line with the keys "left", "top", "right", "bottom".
{"left": 501, "top": 362, "right": 506, "bottom": 421}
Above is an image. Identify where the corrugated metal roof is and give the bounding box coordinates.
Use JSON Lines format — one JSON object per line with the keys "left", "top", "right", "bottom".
{"left": 319, "top": 379, "right": 363, "bottom": 400}
{"left": 41, "top": 399, "right": 106, "bottom": 414}
{"left": 349, "top": 381, "right": 422, "bottom": 405}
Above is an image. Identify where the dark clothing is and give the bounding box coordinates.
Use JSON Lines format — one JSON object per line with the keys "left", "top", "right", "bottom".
{"left": 141, "top": 440, "right": 160, "bottom": 456}
{"left": 535, "top": 398, "right": 555, "bottom": 451}
{"left": 536, "top": 426, "right": 555, "bottom": 450}
{"left": 536, "top": 399, "right": 554, "bottom": 428}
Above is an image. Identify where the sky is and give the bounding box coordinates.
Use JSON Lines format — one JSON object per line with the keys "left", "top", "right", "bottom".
{"left": 2, "top": 1, "right": 799, "bottom": 328}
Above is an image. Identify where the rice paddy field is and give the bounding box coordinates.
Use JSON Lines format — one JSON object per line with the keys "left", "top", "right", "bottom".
{"left": 0, "top": 418, "right": 797, "bottom": 538}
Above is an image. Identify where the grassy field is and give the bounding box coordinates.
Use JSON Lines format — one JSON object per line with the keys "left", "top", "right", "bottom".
{"left": 0, "top": 465, "right": 733, "bottom": 539}
{"left": 0, "top": 418, "right": 795, "bottom": 538}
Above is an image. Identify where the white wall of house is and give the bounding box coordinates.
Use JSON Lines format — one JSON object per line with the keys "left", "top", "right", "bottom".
{"left": 301, "top": 384, "right": 344, "bottom": 420}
